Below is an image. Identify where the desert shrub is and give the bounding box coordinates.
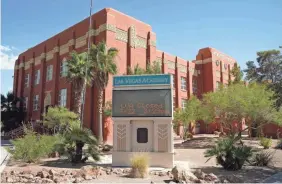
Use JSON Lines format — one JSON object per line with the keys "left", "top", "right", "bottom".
{"left": 7, "top": 129, "right": 59, "bottom": 163}
{"left": 130, "top": 153, "right": 149, "bottom": 178}
{"left": 275, "top": 139, "right": 282, "bottom": 149}
{"left": 205, "top": 134, "right": 254, "bottom": 170}
{"left": 251, "top": 151, "right": 274, "bottom": 166}
{"left": 260, "top": 137, "right": 272, "bottom": 149}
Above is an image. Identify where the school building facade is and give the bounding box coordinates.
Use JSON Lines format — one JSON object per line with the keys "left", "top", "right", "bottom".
{"left": 13, "top": 8, "right": 279, "bottom": 139}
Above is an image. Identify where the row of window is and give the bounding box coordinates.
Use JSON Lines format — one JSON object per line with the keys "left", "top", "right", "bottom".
{"left": 24, "top": 61, "right": 68, "bottom": 88}
{"left": 23, "top": 89, "right": 68, "bottom": 111}
{"left": 172, "top": 97, "right": 188, "bottom": 110}
{"left": 171, "top": 74, "right": 198, "bottom": 93}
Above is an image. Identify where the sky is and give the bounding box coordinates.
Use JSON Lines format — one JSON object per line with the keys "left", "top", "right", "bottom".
{"left": 1, "top": 0, "right": 282, "bottom": 95}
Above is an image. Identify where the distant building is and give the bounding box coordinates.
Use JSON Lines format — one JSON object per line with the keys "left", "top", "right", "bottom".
{"left": 13, "top": 8, "right": 237, "bottom": 137}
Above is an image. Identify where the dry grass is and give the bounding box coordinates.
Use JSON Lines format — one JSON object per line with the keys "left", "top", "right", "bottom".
{"left": 129, "top": 153, "right": 149, "bottom": 178}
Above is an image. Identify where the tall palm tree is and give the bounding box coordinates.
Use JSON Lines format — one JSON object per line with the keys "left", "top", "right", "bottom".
{"left": 67, "top": 52, "right": 95, "bottom": 115}
{"left": 90, "top": 41, "right": 118, "bottom": 142}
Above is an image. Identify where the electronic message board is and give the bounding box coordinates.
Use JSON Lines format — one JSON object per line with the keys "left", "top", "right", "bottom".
{"left": 112, "top": 89, "right": 172, "bottom": 117}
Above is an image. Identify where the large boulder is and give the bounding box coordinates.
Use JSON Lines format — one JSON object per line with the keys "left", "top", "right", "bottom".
{"left": 171, "top": 166, "right": 198, "bottom": 183}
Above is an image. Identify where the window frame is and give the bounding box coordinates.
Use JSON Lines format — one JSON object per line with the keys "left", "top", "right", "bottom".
{"left": 34, "top": 70, "right": 40, "bottom": 85}
{"left": 181, "top": 99, "right": 187, "bottom": 109}
{"left": 59, "top": 88, "right": 67, "bottom": 107}
{"left": 46, "top": 65, "right": 53, "bottom": 81}
{"left": 60, "top": 61, "right": 68, "bottom": 77}
{"left": 180, "top": 77, "right": 187, "bottom": 91}
{"left": 33, "top": 95, "right": 39, "bottom": 111}
{"left": 24, "top": 74, "right": 29, "bottom": 88}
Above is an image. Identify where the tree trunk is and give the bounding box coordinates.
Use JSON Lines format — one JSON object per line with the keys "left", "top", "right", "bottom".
{"left": 98, "top": 89, "right": 104, "bottom": 143}
{"left": 73, "top": 81, "right": 84, "bottom": 116}
{"left": 72, "top": 141, "right": 84, "bottom": 163}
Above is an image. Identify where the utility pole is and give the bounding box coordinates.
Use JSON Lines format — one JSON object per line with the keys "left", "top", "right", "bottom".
{"left": 80, "top": 0, "right": 93, "bottom": 128}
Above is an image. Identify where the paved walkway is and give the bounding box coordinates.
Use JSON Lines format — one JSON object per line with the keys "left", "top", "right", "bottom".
{"left": 0, "top": 139, "right": 12, "bottom": 173}
{"left": 263, "top": 172, "right": 282, "bottom": 183}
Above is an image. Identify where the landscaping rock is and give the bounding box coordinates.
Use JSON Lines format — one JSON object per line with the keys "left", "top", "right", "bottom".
{"left": 6, "top": 176, "right": 14, "bottom": 183}
{"left": 158, "top": 171, "right": 166, "bottom": 177}
{"left": 74, "top": 177, "right": 84, "bottom": 183}
{"left": 83, "top": 174, "right": 92, "bottom": 180}
{"left": 193, "top": 169, "right": 206, "bottom": 179}
{"left": 10, "top": 170, "right": 20, "bottom": 175}
{"left": 205, "top": 173, "right": 219, "bottom": 182}
{"left": 41, "top": 178, "right": 54, "bottom": 183}
{"left": 171, "top": 166, "right": 198, "bottom": 183}
{"left": 37, "top": 170, "right": 49, "bottom": 178}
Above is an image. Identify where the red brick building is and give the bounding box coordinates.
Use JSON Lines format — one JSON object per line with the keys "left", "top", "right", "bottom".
{"left": 13, "top": 8, "right": 239, "bottom": 138}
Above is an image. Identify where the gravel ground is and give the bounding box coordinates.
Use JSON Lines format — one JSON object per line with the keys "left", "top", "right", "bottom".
{"left": 2, "top": 134, "right": 282, "bottom": 183}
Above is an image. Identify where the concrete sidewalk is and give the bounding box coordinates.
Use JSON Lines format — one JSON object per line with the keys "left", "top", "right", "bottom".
{"left": 0, "top": 139, "right": 12, "bottom": 173}
{"left": 263, "top": 172, "right": 282, "bottom": 183}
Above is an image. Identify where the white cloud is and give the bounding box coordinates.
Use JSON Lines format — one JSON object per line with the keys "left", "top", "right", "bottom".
{"left": 0, "top": 45, "right": 19, "bottom": 70}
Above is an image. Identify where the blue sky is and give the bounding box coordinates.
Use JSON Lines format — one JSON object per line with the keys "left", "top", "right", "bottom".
{"left": 1, "top": 0, "right": 282, "bottom": 95}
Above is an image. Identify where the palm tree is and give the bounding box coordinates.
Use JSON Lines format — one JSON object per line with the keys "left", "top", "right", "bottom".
{"left": 67, "top": 52, "right": 94, "bottom": 115}
{"left": 90, "top": 41, "right": 118, "bottom": 142}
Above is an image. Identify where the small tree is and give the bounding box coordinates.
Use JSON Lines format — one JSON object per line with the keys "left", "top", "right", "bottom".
{"left": 174, "top": 96, "right": 212, "bottom": 135}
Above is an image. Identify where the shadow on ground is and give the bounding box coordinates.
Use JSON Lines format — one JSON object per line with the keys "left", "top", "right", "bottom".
{"left": 192, "top": 166, "right": 278, "bottom": 183}
{"left": 174, "top": 137, "right": 217, "bottom": 149}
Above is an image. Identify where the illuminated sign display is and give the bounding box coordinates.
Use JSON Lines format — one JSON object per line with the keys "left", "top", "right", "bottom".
{"left": 112, "top": 89, "right": 172, "bottom": 117}
{"left": 113, "top": 75, "right": 171, "bottom": 87}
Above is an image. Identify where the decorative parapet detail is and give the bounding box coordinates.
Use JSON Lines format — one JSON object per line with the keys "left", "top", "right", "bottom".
{"left": 53, "top": 46, "right": 59, "bottom": 53}
{"left": 40, "top": 53, "right": 46, "bottom": 60}
{"left": 129, "top": 25, "right": 137, "bottom": 48}
{"left": 115, "top": 29, "right": 128, "bottom": 42}
{"left": 135, "top": 36, "right": 147, "bottom": 49}
{"left": 59, "top": 44, "right": 69, "bottom": 55}
{"left": 164, "top": 60, "right": 175, "bottom": 70}
{"left": 75, "top": 34, "right": 87, "bottom": 49}
{"left": 149, "top": 40, "right": 156, "bottom": 47}
{"left": 19, "top": 63, "right": 24, "bottom": 68}
{"left": 155, "top": 57, "right": 162, "bottom": 67}
{"left": 34, "top": 56, "right": 41, "bottom": 66}
{"left": 46, "top": 51, "right": 54, "bottom": 61}
{"left": 68, "top": 39, "right": 75, "bottom": 46}
{"left": 15, "top": 65, "right": 19, "bottom": 70}
{"left": 177, "top": 63, "right": 187, "bottom": 73}
{"left": 24, "top": 61, "right": 31, "bottom": 70}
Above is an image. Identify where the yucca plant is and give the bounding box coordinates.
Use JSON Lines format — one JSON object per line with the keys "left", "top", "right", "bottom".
{"left": 205, "top": 133, "right": 254, "bottom": 170}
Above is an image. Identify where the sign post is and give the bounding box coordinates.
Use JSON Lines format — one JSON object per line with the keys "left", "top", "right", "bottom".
{"left": 112, "top": 74, "right": 174, "bottom": 168}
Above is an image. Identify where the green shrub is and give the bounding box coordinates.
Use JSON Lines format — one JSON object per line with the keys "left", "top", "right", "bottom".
{"left": 7, "top": 130, "right": 59, "bottom": 163}
{"left": 205, "top": 134, "right": 254, "bottom": 171}
{"left": 251, "top": 151, "right": 274, "bottom": 166}
{"left": 260, "top": 137, "right": 272, "bottom": 149}
{"left": 275, "top": 139, "right": 282, "bottom": 149}
{"left": 130, "top": 153, "right": 149, "bottom": 178}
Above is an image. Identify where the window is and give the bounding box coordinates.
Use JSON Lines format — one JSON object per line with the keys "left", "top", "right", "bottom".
{"left": 59, "top": 89, "right": 67, "bottom": 107}
{"left": 23, "top": 97, "right": 28, "bottom": 111}
{"left": 34, "top": 70, "right": 40, "bottom": 85}
{"left": 181, "top": 77, "right": 187, "bottom": 91}
{"left": 181, "top": 99, "right": 187, "bottom": 109}
{"left": 137, "top": 128, "right": 148, "bottom": 143}
{"left": 171, "top": 74, "right": 176, "bottom": 88}
{"left": 25, "top": 74, "right": 29, "bottom": 88}
{"left": 33, "top": 95, "right": 39, "bottom": 111}
{"left": 192, "top": 79, "right": 197, "bottom": 94}
{"left": 60, "top": 61, "right": 68, "bottom": 77}
{"left": 46, "top": 65, "right": 53, "bottom": 81}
